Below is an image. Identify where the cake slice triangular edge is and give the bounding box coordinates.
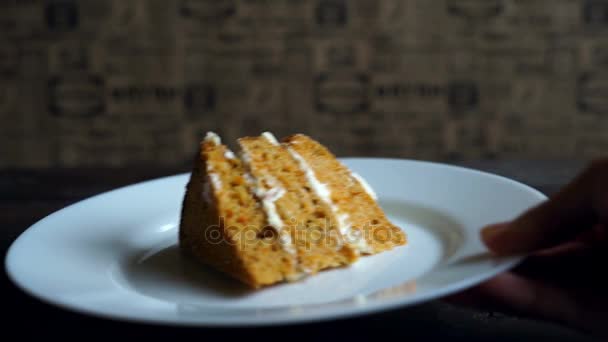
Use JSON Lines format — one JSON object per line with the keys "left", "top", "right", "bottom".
{"left": 282, "top": 134, "right": 407, "bottom": 255}
{"left": 179, "top": 132, "right": 297, "bottom": 287}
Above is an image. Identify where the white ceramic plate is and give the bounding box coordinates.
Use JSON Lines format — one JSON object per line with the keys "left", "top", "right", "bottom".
{"left": 5, "top": 158, "right": 546, "bottom": 326}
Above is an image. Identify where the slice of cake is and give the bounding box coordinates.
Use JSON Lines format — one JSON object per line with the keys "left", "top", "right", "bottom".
{"left": 179, "top": 132, "right": 406, "bottom": 288}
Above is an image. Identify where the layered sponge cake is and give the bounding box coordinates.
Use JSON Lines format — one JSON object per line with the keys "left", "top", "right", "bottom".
{"left": 179, "top": 132, "right": 406, "bottom": 288}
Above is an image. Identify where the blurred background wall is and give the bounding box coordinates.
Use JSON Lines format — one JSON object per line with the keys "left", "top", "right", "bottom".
{"left": 1, "top": 0, "right": 607, "bottom": 168}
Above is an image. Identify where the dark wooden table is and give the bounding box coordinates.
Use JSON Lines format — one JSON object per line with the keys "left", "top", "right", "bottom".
{"left": 0, "top": 160, "right": 595, "bottom": 341}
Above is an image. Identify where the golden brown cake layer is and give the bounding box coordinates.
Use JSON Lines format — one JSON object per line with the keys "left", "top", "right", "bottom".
{"left": 283, "top": 134, "right": 406, "bottom": 254}
{"left": 179, "top": 134, "right": 296, "bottom": 287}
{"left": 239, "top": 134, "right": 357, "bottom": 276}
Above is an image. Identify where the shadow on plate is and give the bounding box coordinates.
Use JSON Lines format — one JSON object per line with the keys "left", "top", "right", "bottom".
{"left": 379, "top": 199, "right": 466, "bottom": 261}
{"left": 119, "top": 244, "right": 253, "bottom": 300}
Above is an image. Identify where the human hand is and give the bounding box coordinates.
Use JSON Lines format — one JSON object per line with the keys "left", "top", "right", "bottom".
{"left": 451, "top": 159, "right": 608, "bottom": 336}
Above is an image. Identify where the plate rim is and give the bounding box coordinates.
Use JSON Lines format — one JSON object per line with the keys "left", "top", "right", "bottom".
{"left": 5, "top": 158, "right": 547, "bottom": 326}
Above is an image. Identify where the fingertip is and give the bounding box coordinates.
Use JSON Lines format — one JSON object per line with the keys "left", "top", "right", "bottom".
{"left": 480, "top": 222, "right": 509, "bottom": 251}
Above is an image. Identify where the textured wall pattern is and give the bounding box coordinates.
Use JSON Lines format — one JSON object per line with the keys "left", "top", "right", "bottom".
{"left": 1, "top": 0, "right": 608, "bottom": 167}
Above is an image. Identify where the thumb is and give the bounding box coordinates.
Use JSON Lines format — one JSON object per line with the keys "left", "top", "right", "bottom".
{"left": 481, "top": 162, "right": 604, "bottom": 255}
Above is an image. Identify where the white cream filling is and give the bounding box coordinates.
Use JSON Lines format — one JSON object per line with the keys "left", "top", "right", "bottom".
{"left": 209, "top": 173, "right": 221, "bottom": 190}
{"left": 254, "top": 177, "right": 286, "bottom": 232}
{"left": 287, "top": 147, "right": 370, "bottom": 253}
{"left": 257, "top": 133, "right": 302, "bottom": 261}
{"left": 224, "top": 150, "right": 235, "bottom": 159}
{"left": 201, "top": 132, "right": 220, "bottom": 202}
{"left": 351, "top": 172, "right": 378, "bottom": 200}
{"left": 240, "top": 150, "right": 295, "bottom": 255}
{"left": 349, "top": 230, "right": 373, "bottom": 254}
{"left": 204, "top": 131, "right": 221, "bottom": 145}
{"left": 278, "top": 231, "right": 296, "bottom": 255}
{"left": 202, "top": 131, "right": 229, "bottom": 195}
{"left": 203, "top": 155, "right": 222, "bottom": 203}
{"left": 287, "top": 148, "right": 332, "bottom": 203}
{"left": 262, "top": 131, "right": 280, "bottom": 145}
{"left": 336, "top": 213, "right": 350, "bottom": 236}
